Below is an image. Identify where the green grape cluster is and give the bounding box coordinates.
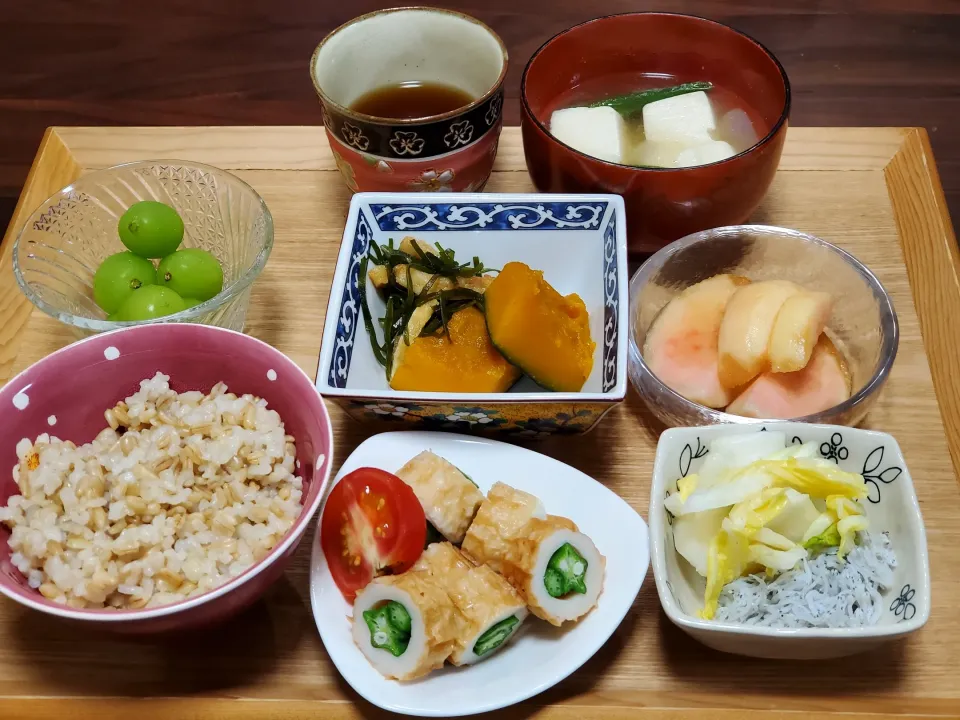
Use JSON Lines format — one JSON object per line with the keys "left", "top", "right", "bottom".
{"left": 93, "top": 201, "right": 224, "bottom": 321}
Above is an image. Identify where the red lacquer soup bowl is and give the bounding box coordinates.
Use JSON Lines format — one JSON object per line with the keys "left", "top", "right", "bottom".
{"left": 0, "top": 324, "right": 333, "bottom": 633}
{"left": 521, "top": 13, "right": 790, "bottom": 253}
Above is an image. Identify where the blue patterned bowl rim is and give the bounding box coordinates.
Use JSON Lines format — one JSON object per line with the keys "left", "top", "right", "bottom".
{"left": 317, "top": 192, "right": 629, "bottom": 402}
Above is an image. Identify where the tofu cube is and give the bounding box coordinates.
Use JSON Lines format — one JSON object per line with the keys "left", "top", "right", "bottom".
{"left": 642, "top": 91, "right": 716, "bottom": 145}
{"left": 674, "top": 140, "right": 737, "bottom": 168}
{"left": 634, "top": 141, "right": 688, "bottom": 168}
{"left": 549, "top": 106, "right": 627, "bottom": 164}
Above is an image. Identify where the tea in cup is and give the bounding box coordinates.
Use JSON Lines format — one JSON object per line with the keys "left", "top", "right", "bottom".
{"left": 311, "top": 8, "right": 508, "bottom": 193}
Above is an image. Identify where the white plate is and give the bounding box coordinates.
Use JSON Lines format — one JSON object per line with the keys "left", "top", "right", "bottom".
{"left": 309, "top": 431, "right": 648, "bottom": 716}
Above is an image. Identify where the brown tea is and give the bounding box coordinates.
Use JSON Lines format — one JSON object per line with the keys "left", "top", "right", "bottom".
{"left": 351, "top": 81, "right": 474, "bottom": 120}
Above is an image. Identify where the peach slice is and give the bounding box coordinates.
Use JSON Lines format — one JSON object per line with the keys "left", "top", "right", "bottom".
{"left": 725, "top": 335, "right": 851, "bottom": 419}
{"left": 768, "top": 290, "right": 833, "bottom": 373}
{"left": 643, "top": 274, "right": 749, "bottom": 408}
{"left": 717, "top": 280, "right": 802, "bottom": 389}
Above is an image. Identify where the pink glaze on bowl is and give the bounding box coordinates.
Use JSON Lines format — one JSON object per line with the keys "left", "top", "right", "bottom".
{"left": 0, "top": 324, "right": 334, "bottom": 633}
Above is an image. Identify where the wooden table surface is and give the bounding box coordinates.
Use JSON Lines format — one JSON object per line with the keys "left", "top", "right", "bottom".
{"left": 0, "top": 125, "right": 958, "bottom": 719}
{"left": 1, "top": 1, "right": 959, "bottom": 230}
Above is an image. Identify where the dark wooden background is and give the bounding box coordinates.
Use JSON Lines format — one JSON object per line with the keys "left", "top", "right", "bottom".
{"left": 2, "top": 0, "right": 958, "bottom": 231}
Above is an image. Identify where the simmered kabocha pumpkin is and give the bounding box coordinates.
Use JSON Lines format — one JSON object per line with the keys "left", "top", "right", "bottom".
{"left": 484, "top": 262, "right": 595, "bottom": 392}
{"left": 389, "top": 306, "right": 522, "bottom": 393}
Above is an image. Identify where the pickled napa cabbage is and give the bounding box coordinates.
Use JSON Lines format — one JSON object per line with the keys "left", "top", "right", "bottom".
{"left": 667, "top": 430, "right": 872, "bottom": 619}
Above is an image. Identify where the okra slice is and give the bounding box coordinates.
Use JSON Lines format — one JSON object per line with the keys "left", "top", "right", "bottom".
{"left": 362, "top": 600, "right": 412, "bottom": 657}
{"left": 473, "top": 615, "right": 520, "bottom": 657}
{"left": 543, "top": 542, "right": 588, "bottom": 598}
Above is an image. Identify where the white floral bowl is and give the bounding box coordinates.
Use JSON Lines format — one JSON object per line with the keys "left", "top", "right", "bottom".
{"left": 315, "top": 192, "right": 629, "bottom": 437}
{"left": 649, "top": 422, "right": 930, "bottom": 659}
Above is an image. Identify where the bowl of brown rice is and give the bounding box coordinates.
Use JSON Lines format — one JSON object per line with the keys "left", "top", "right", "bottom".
{"left": 0, "top": 323, "right": 333, "bottom": 633}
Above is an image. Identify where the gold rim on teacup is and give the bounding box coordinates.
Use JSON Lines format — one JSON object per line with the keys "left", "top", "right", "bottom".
{"left": 310, "top": 6, "right": 508, "bottom": 126}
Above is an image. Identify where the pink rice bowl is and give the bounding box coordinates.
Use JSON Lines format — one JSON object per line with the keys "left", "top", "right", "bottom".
{"left": 0, "top": 323, "right": 334, "bottom": 633}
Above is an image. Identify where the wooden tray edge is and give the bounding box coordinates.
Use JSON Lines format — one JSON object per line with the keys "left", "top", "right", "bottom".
{"left": 0, "top": 128, "right": 82, "bottom": 382}
{"left": 884, "top": 127, "right": 960, "bottom": 480}
{"left": 0, "top": 125, "right": 958, "bottom": 719}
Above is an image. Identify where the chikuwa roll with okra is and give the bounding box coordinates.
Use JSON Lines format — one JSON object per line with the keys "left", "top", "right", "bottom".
{"left": 351, "top": 571, "right": 464, "bottom": 681}
{"left": 415, "top": 542, "right": 528, "bottom": 665}
{"left": 397, "top": 450, "right": 484, "bottom": 544}
{"left": 462, "top": 482, "right": 605, "bottom": 626}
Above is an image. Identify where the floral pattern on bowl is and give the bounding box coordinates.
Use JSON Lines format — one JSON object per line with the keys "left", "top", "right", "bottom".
{"left": 317, "top": 192, "right": 629, "bottom": 437}
{"left": 649, "top": 422, "right": 931, "bottom": 659}
{"left": 344, "top": 400, "right": 613, "bottom": 436}
{"left": 326, "top": 127, "right": 501, "bottom": 195}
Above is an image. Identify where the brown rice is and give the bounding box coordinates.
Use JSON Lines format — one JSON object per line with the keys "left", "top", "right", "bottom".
{"left": 0, "top": 372, "right": 303, "bottom": 609}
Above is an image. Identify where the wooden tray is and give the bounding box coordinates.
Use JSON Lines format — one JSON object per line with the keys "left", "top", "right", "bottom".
{"left": 0, "top": 126, "right": 958, "bottom": 720}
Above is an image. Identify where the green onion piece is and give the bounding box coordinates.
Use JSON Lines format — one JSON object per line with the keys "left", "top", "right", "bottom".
{"left": 420, "top": 291, "right": 481, "bottom": 337}
{"left": 358, "top": 238, "right": 493, "bottom": 382}
{"left": 403, "top": 265, "right": 415, "bottom": 346}
{"left": 473, "top": 615, "right": 520, "bottom": 657}
{"left": 369, "top": 239, "right": 385, "bottom": 265}
{"left": 416, "top": 274, "right": 441, "bottom": 305}
{"left": 588, "top": 81, "right": 713, "bottom": 117}
{"left": 358, "top": 256, "right": 388, "bottom": 369}
{"left": 543, "top": 542, "right": 588, "bottom": 598}
{"left": 439, "top": 292, "right": 451, "bottom": 340}
{"left": 383, "top": 297, "right": 397, "bottom": 380}
{"left": 419, "top": 316, "right": 442, "bottom": 338}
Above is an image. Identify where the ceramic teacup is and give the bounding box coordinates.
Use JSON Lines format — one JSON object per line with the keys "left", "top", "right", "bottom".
{"left": 311, "top": 7, "right": 508, "bottom": 193}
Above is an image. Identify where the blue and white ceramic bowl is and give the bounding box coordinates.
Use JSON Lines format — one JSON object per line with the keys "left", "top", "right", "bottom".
{"left": 316, "top": 192, "right": 629, "bottom": 437}
{"left": 649, "top": 422, "right": 930, "bottom": 659}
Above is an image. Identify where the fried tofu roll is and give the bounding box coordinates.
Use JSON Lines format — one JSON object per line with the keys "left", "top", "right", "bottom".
{"left": 415, "top": 542, "right": 528, "bottom": 665}
{"left": 351, "top": 571, "right": 464, "bottom": 681}
{"left": 460, "top": 482, "right": 546, "bottom": 572}
{"left": 462, "top": 483, "right": 605, "bottom": 626}
{"left": 413, "top": 540, "right": 474, "bottom": 579}
{"left": 515, "top": 516, "right": 605, "bottom": 626}
{"left": 397, "top": 451, "right": 484, "bottom": 544}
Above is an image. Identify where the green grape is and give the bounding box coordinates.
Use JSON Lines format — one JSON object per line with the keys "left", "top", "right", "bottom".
{"left": 157, "top": 248, "right": 224, "bottom": 301}
{"left": 118, "top": 201, "right": 184, "bottom": 258}
{"left": 181, "top": 297, "right": 203, "bottom": 309}
{"left": 93, "top": 252, "right": 158, "bottom": 313}
{"left": 115, "top": 285, "right": 186, "bottom": 321}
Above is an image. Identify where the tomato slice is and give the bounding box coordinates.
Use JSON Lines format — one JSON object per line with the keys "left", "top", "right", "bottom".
{"left": 320, "top": 467, "right": 426, "bottom": 602}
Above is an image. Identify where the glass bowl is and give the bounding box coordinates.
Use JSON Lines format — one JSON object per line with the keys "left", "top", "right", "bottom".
{"left": 628, "top": 225, "right": 899, "bottom": 427}
{"left": 13, "top": 160, "right": 273, "bottom": 336}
